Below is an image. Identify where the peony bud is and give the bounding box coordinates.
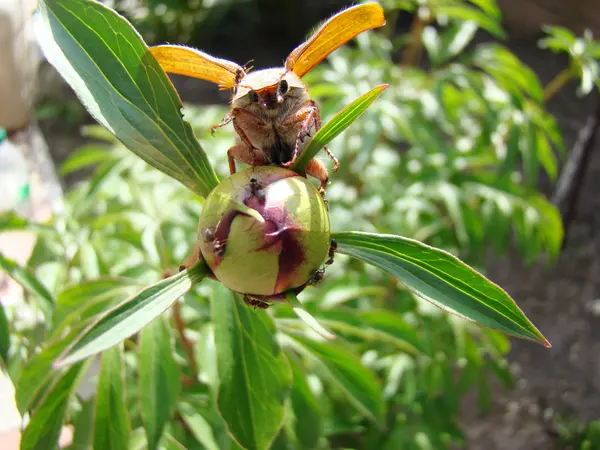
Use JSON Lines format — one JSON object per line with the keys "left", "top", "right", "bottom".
{"left": 197, "top": 166, "right": 330, "bottom": 301}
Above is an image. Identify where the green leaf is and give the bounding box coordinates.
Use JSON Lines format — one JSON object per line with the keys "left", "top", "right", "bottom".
{"left": 292, "top": 85, "right": 388, "bottom": 173}
{"left": 317, "top": 308, "right": 426, "bottom": 355}
{"left": 0, "top": 252, "right": 54, "bottom": 319}
{"left": 54, "top": 277, "right": 139, "bottom": 326}
{"left": 333, "top": 231, "right": 550, "bottom": 346}
{"left": 94, "top": 346, "right": 130, "bottom": 450}
{"left": 34, "top": 0, "right": 219, "bottom": 197}
{"left": 70, "top": 397, "right": 96, "bottom": 450}
{"left": 285, "top": 334, "right": 383, "bottom": 421}
{"left": 211, "top": 285, "right": 292, "bottom": 450}
{"left": 0, "top": 211, "right": 51, "bottom": 233}
{"left": 55, "top": 261, "right": 209, "bottom": 368}
{"left": 20, "top": 363, "right": 85, "bottom": 450}
{"left": 435, "top": 5, "right": 505, "bottom": 38}
{"left": 285, "top": 293, "right": 335, "bottom": 340}
{"left": 178, "top": 404, "right": 220, "bottom": 450}
{"left": 0, "top": 302, "right": 9, "bottom": 363}
{"left": 140, "top": 316, "right": 181, "bottom": 450}
{"left": 60, "top": 144, "right": 115, "bottom": 175}
{"left": 288, "top": 355, "right": 323, "bottom": 450}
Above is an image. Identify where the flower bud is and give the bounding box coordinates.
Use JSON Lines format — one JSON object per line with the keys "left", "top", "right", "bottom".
{"left": 197, "top": 166, "right": 330, "bottom": 299}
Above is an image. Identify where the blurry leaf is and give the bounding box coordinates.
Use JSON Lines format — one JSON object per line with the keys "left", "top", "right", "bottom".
{"left": 0, "top": 303, "right": 9, "bottom": 362}
{"left": 535, "top": 127, "right": 558, "bottom": 180}
{"left": 473, "top": 44, "right": 543, "bottom": 103}
{"left": 140, "top": 316, "right": 181, "bottom": 450}
{"left": 20, "top": 363, "right": 85, "bottom": 450}
{"left": 0, "top": 212, "right": 51, "bottom": 233}
{"left": 178, "top": 404, "right": 220, "bottom": 450}
{"left": 333, "top": 231, "right": 550, "bottom": 346}
{"left": 34, "top": 0, "right": 219, "bottom": 197}
{"left": 55, "top": 261, "right": 209, "bottom": 368}
{"left": 84, "top": 158, "right": 122, "bottom": 201}
{"left": 69, "top": 397, "right": 95, "bottom": 450}
{"left": 286, "top": 334, "right": 383, "bottom": 421}
{"left": 211, "top": 286, "right": 292, "bottom": 450}
{"left": 161, "top": 433, "right": 187, "bottom": 450}
{"left": 320, "top": 285, "right": 387, "bottom": 309}
{"left": 435, "top": 5, "right": 505, "bottom": 38}
{"left": 440, "top": 21, "right": 478, "bottom": 62}
{"left": 54, "top": 277, "right": 139, "bottom": 325}
{"left": 286, "top": 293, "right": 335, "bottom": 340}
{"left": 94, "top": 346, "right": 130, "bottom": 450}
{"left": 15, "top": 329, "right": 79, "bottom": 413}
{"left": 60, "top": 145, "right": 114, "bottom": 175}
{"left": 317, "top": 309, "right": 425, "bottom": 355}
{"left": 522, "top": 124, "right": 540, "bottom": 185}
{"left": 0, "top": 252, "right": 54, "bottom": 319}
{"left": 79, "top": 242, "right": 100, "bottom": 279}
{"left": 292, "top": 85, "right": 389, "bottom": 173}
{"left": 288, "top": 355, "right": 323, "bottom": 449}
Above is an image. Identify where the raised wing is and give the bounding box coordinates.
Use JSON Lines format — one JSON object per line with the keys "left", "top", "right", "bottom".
{"left": 150, "top": 45, "right": 243, "bottom": 90}
{"left": 285, "top": 3, "right": 385, "bottom": 78}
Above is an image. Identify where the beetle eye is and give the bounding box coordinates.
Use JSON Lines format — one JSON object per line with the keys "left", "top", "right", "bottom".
{"left": 278, "top": 80, "right": 289, "bottom": 95}
{"left": 248, "top": 90, "right": 259, "bottom": 102}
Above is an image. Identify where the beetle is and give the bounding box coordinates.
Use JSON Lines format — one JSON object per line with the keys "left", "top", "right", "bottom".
{"left": 149, "top": 3, "right": 385, "bottom": 191}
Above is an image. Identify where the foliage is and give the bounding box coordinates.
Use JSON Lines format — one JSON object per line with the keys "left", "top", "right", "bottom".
{"left": 0, "top": 0, "right": 569, "bottom": 449}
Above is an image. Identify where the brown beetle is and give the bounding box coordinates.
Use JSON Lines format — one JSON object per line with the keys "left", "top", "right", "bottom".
{"left": 150, "top": 3, "right": 385, "bottom": 190}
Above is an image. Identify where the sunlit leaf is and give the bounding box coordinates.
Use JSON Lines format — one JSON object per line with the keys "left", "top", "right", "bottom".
{"left": 288, "top": 355, "right": 323, "bottom": 449}
{"left": 94, "top": 346, "right": 130, "bottom": 450}
{"left": 34, "top": 0, "right": 219, "bottom": 197}
{"left": 140, "top": 316, "right": 181, "bottom": 450}
{"left": 0, "top": 252, "right": 54, "bottom": 319}
{"left": 292, "top": 85, "right": 389, "bottom": 173}
{"left": 211, "top": 285, "right": 292, "bottom": 450}
{"left": 55, "top": 261, "right": 209, "bottom": 367}
{"left": 284, "top": 334, "right": 383, "bottom": 421}
{"left": 20, "top": 363, "right": 85, "bottom": 450}
{"left": 333, "top": 231, "right": 550, "bottom": 346}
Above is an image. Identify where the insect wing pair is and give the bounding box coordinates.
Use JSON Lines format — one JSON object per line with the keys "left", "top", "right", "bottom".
{"left": 150, "top": 3, "right": 385, "bottom": 189}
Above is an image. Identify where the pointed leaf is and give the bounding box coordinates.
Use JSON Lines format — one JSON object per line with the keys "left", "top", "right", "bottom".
{"left": 292, "top": 85, "right": 388, "bottom": 173}
{"left": 94, "top": 346, "right": 130, "bottom": 450}
{"left": 211, "top": 285, "right": 292, "bottom": 450}
{"left": 178, "top": 404, "right": 220, "bottom": 450}
{"left": 286, "top": 292, "right": 335, "bottom": 340}
{"left": 34, "top": 0, "right": 219, "bottom": 197}
{"left": 0, "top": 252, "right": 54, "bottom": 319}
{"left": 333, "top": 231, "right": 550, "bottom": 346}
{"left": 140, "top": 316, "right": 181, "bottom": 450}
{"left": 288, "top": 356, "right": 323, "bottom": 450}
{"left": 55, "top": 261, "right": 209, "bottom": 368}
{"left": 286, "top": 334, "right": 383, "bottom": 421}
{"left": 20, "top": 363, "right": 85, "bottom": 450}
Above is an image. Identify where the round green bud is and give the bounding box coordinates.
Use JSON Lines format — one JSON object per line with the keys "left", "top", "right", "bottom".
{"left": 197, "top": 166, "right": 330, "bottom": 299}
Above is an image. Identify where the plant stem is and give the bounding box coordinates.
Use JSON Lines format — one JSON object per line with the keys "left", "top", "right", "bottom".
{"left": 543, "top": 68, "right": 574, "bottom": 103}
{"left": 172, "top": 300, "right": 198, "bottom": 378}
{"left": 401, "top": 9, "right": 430, "bottom": 67}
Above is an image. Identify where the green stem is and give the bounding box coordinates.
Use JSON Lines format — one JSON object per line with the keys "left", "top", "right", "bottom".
{"left": 543, "top": 68, "right": 574, "bottom": 103}
{"left": 400, "top": 10, "right": 430, "bottom": 67}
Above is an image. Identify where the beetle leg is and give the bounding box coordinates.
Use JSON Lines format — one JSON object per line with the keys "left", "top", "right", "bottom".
{"left": 323, "top": 146, "right": 340, "bottom": 171}
{"left": 305, "top": 157, "right": 329, "bottom": 192}
{"left": 227, "top": 143, "right": 268, "bottom": 174}
{"left": 281, "top": 100, "right": 320, "bottom": 168}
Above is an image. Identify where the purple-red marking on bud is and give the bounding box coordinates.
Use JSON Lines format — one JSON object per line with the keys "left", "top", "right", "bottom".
{"left": 196, "top": 167, "right": 330, "bottom": 299}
